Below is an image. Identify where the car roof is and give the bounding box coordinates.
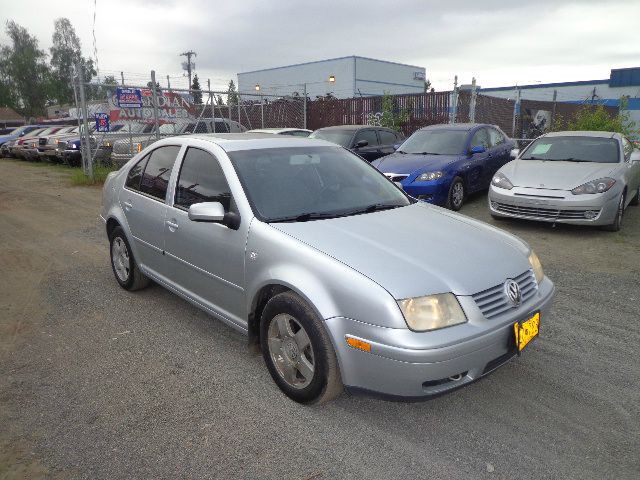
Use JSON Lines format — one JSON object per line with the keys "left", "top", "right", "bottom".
{"left": 541, "top": 130, "right": 619, "bottom": 139}
{"left": 420, "top": 123, "right": 494, "bottom": 132}
{"left": 247, "top": 128, "right": 312, "bottom": 133}
{"left": 315, "top": 125, "right": 389, "bottom": 131}
{"left": 182, "top": 133, "right": 337, "bottom": 151}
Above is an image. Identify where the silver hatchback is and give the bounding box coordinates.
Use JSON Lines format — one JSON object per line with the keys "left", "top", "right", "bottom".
{"left": 101, "top": 134, "right": 555, "bottom": 403}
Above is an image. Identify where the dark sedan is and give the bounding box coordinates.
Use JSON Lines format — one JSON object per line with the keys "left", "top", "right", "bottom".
{"left": 309, "top": 125, "right": 403, "bottom": 162}
{"left": 372, "top": 123, "right": 515, "bottom": 210}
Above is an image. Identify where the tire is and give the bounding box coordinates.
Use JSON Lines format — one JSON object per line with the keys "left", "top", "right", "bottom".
{"left": 109, "top": 226, "right": 149, "bottom": 291}
{"left": 446, "top": 176, "right": 465, "bottom": 211}
{"left": 603, "top": 192, "right": 625, "bottom": 232}
{"left": 260, "top": 292, "right": 342, "bottom": 404}
{"left": 630, "top": 186, "right": 639, "bottom": 206}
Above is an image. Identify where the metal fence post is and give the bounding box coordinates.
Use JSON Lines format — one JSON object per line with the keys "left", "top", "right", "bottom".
{"left": 469, "top": 77, "right": 477, "bottom": 123}
{"left": 450, "top": 75, "right": 458, "bottom": 124}
{"left": 303, "top": 83, "right": 307, "bottom": 129}
{"left": 150, "top": 70, "right": 161, "bottom": 140}
{"left": 551, "top": 89, "right": 557, "bottom": 129}
{"left": 512, "top": 87, "right": 521, "bottom": 138}
{"left": 76, "top": 63, "right": 93, "bottom": 178}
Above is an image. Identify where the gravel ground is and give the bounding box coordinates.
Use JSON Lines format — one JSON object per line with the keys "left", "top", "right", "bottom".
{"left": 1, "top": 158, "right": 639, "bottom": 479}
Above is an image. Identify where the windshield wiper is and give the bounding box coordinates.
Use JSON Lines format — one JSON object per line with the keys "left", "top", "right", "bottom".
{"left": 269, "top": 212, "right": 348, "bottom": 223}
{"left": 418, "top": 152, "right": 442, "bottom": 155}
{"left": 521, "top": 156, "right": 546, "bottom": 160}
{"left": 549, "top": 158, "right": 589, "bottom": 162}
{"left": 396, "top": 150, "right": 407, "bottom": 154}
{"left": 346, "top": 203, "right": 404, "bottom": 215}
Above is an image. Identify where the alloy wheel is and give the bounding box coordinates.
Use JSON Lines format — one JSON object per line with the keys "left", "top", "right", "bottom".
{"left": 111, "top": 237, "right": 130, "bottom": 282}
{"left": 267, "top": 313, "right": 315, "bottom": 389}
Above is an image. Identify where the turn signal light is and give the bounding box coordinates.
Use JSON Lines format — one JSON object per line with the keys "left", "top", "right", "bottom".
{"left": 346, "top": 336, "right": 371, "bottom": 353}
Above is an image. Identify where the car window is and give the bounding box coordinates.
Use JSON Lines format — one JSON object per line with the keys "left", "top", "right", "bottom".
{"left": 213, "top": 121, "right": 230, "bottom": 133}
{"left": 174, "top": 147, "right": 232, "bottom": 211}
{"left": 139, "top": 145, "right": 181, "bottom": 200}
{"left": 470, "top": 128, "right": 490, "bottom": 149}
{"left": 621, "top": 137, "right": 633, "bottom": 161}
{"left": 378, "top": 130, "right": 398, "bottom": 145}
{"left": 354, "top": 129, "right": 379, "bottom": 147}
{"left": 488, "top": 128, "right": 505, "bottom": 147}
{"left": 125, "top": 153, "right": 150, "bottom": 191}
{"left": 521, "top": 136, "right": 620, "bottom": 163}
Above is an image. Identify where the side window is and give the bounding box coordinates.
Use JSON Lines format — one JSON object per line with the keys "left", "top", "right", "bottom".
{"left": 213, "top": 120, "right": 230, "bottom": 133}
{"left": 174, "top": 147, "right": 232, "bottom": 211}
{"left": 379, "top": 130, "right": 398, "bottom": 145}
{"left": 193, "top": 122, "right": 208, "bottom": 133}
{"left": 488, "top": 128, "right": 505, "bottom": 147}
{"left": 125, "top": 154, "right": 150, "bottom": 191}
{"left": 621, "top": 137, "right": 633, "bottom": 161}
{"left": 470, "top": 128, "right": 490, "bottom": 149}
{"left": 139, "top": 145, "right": 180, "bottom": 200}
{"left": 354, "top": 129, "right": 379, "bottom": 147}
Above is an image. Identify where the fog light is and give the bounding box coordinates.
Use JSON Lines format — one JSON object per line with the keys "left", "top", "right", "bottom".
{"left": 346, "top": 336, "right": 371, "bottom": 353}
{"left": 584, "top": 210, "right": 598, "bottom": 219}
{"left": 417, "top": 194, "right": 433, "bottom": 201}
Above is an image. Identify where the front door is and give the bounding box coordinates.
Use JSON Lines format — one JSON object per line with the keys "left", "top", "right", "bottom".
{"left": 119, "top": 145, "right": 181, "bottom": 277}
{"left": 163, "top": 146, "right": 247, "bottom": 328}
{"left": 465, "top": 127, "right": 491, "bottom": 192}
{"left": 351, "top": 129, "right": 381, "bottom": 161}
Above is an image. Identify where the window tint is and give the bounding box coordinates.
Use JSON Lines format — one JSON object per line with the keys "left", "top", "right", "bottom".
{"left": 125, "top": 154, "right": 150, "bottom": 191}
{"left": 488, "top": 128, "right": 505, "bottom": 147}
{"left": 354, "top": 129, "right": 379, "bottom": 147}
{"left": 175, "top": 147, "right": 232, "bottom": 210}
{"left": 379, "top": 130, "right": 398, "bottom": 145}
{"left": 139, "top": 146, "right": 180, "bottom": 200}
{"left": 470, "top": 128, "right": 490, "bottom": 149}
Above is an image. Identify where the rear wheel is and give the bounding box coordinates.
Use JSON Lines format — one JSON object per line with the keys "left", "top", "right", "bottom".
{"left": 260, "top": 292, "right": 342, "bottom": 404}
{"left": 603, "top": 192, "right": 625, "bottom": 232}
{"left": 446, "top": 176, "right": 465, "bottom": 211}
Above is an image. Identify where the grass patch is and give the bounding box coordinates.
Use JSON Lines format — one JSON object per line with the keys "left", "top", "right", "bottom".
{"left": 70, "top": 164, "right": 119, "bottom": 186}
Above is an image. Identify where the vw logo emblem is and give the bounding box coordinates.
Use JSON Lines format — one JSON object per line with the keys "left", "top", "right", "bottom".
{"left": 504, "top": 279, "right": 522, "bottom": 306}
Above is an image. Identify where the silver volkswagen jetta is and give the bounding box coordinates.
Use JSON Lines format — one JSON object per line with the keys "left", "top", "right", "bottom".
{"left": 101, "top": 134, "right": 555, "bottom": 404}
{"left": 489, "top": 131, "right": 640, "bottom": 231}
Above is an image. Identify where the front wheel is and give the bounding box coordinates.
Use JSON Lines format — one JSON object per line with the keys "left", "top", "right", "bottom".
{"left": 603, "top": 192, "right": 625, "bottom": 232}
{"left": 446, "top": 176, "right": 465, "bottom": 211}
{"left": 260, "top": 292, "right": 342, "bottom": 404}
{"left": 109, "top": 226, "right": 149, "bottom": 290}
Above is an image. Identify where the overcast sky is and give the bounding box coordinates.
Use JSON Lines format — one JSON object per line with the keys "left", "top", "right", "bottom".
{"left": 1, "top": 0, "right": 638, "bottom": 93}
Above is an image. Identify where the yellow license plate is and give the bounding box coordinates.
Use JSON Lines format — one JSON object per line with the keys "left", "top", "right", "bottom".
{"left": 514, "top": 312, "right": 540, "bottom": 352}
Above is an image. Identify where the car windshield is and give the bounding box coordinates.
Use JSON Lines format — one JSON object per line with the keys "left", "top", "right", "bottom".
{"left": 521, "top": 136, "right": 620, "bottom": 163}
{"left": 309, "top": 130, "right": 355, "bottom": 148}
{"left": 398, "top": 130, "right": 468, "bottom": 155}
{"left": 23, "top": 128, "right": 46, "bottom": 138}
{"left": 228, "top": 146, "right": 412, "bottom": 222}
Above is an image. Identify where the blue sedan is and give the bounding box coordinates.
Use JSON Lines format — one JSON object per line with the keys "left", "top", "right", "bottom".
{"left": 372, "top": 123, "right": 515, "bottom": 210}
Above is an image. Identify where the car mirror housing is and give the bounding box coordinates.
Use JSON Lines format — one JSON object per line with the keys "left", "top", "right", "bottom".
{"left": 188, "top": 202, "right": 225, "bottom": 223}
{"left": 393, "top": 143, "right": 401, "bottom": 151}
{"left": 470, "top": 145, "right": 486, "bottom": 155}
{"left": 510, "top": 148, "right": 520, "bottom": 159}
{"left": 354, "top": 139, "right": 368, "bottom": 148}
{"left": 630, "top": 150, "right": 640, "bottom": 164}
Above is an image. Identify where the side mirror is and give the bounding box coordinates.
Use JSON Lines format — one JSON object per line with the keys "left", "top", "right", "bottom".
{"left": 354, "top": 139, "right": 368, "bottom": 148}
{"left": 393, "top": 143, "right": 401, "bottom": 151}
{"left": 470, "top": 145, "right": 486, "bottom": 155}
{"left": 510, "top": 148, "right": 520, "bottom": 159}
{"left": 188, "top": 202, "right": 225, "bottom": 222}
{"left": 630, "top": 150, "right": 640, "bottom": 163}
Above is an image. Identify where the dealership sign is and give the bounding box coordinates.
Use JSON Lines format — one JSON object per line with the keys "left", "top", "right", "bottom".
{"left": 116, "top": 88, "right": 143, "bottom": 108}
{"left": 95, "top": 113, "right": 110, "bottom": 132}
{"left": 109, "top": 89, "right": 195, "bottom": 124}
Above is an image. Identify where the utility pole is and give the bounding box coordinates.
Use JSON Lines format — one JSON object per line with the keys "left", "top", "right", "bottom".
{"left": 469, "top": 77, "right": 477, "bottom": 123}
{"left": 180, "top": 50, "right": 197, "bottom": 90}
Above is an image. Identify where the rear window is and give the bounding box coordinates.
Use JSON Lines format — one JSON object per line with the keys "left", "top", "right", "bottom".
{"left": 309, "top": 129, "right": 355, "bottom": 148}
{"left": 521, "top": 136, "right": 620, "bottom": 163}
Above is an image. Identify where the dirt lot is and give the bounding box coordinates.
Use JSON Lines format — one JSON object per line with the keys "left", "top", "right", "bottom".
{"left": 1, "top": 158, "right": 639, "bottom": 479}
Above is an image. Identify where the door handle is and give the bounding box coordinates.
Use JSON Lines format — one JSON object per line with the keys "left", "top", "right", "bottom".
{"left": 166, "top": 220, "right": 179, "bottom": 230}
{"left": 123, "top": 200, "right": 133, "bottom": 210}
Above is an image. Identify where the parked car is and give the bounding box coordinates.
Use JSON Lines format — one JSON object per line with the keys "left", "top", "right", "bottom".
{"left": 33, "top": 125, "right": 77, "bottom": 162}
{"left": 18, "top": 126, "right": 66, "bottom": 160}
{"left": 247, "top": 128, "right": 312, "bottom": 137}
{"left": 489, "top": 131, "right": 640, "bottom": 231}
{"left": 372, "top": 123, "right": 515, "bottom": 210}
{"left": 0, "top": 124, "right": 47, "bottom": 152}
{"left": 309, "top": 125, "right": 403, "bottom": 161}
{"left": 101, "top": 134, "right": 554, "bottom": 403}
{"left": 110, "top": 118, "right": 246, "bottom": 166}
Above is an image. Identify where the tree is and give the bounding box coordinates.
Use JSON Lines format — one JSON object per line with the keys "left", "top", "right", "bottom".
{"left": 424, "top": 79, "right": 432, "bottom": 92}
{"left": 552, "top": 101, "right": 635, "bottom": 137}
{"left": 49, "top": 18, "right": 94, "bottom": 105}
{"left": 227, "top": 79, "right": 238, "bottom": 106}
{"left": 191, "top": 74, "right": 202, "bottom": 104}
{"left": 0, "top": 21, "right": 50, "bottom": 117}
{"left": 379, "top": 91, "right": 409, "bottom": 131}
{"left": 216, "top": 94, "right": 225, "bottom": 106}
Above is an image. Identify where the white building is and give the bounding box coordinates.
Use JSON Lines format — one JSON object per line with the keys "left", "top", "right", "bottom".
{"left": 480, "top": 67, "right": 640, "bottom": 137}
{"left": 237, "top": 56, "right": 426, "bottom": 100}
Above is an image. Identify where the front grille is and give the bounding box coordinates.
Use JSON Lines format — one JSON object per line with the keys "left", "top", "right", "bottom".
{"left": 493, "top": 202, "right": 599, "bottom": 220}
{"left": 472, "top": 269, "right": 537, "bottom": 319}
{"left": 39, "top": 138, "right": 47, "bottom": 146}
{"left": 384, "top": 173, "right": 409, "bottom": 183}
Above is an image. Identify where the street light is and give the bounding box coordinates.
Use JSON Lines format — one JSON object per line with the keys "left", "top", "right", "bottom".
{"left": 328, "top": 75, "right": 335, "bottom": 83}
{"left": 255, "top": 84, "right": 260, "bottom": 91}
{"left": 255, "top": 84, "right": 264, "bottom": 127}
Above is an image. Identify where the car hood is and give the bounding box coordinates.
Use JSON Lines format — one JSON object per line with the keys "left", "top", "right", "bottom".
{"left": 502, "top": 160, "right": 620, "bottom": 190}
{"left": 270, "top": 203, "right": 531, "bottom": 299}
{"left": 372, "top": 153, "right": 460, "bottom": 175}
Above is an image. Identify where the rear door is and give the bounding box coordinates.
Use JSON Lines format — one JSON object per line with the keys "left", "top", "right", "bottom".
{"left": 487, "top": 127, "right": 511, "bottom": 184}
{"left": 119, "top": 145, "right": 181, "bottom": 277}
{"left": 351, "top": 129, "right": 381, "bottom": 161}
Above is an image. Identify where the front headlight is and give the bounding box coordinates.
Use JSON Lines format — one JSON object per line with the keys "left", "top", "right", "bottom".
{"left": 528, "top": 250, "right": 544, "bottom": 284}
{"left": 492, "top": 172, "right": 514, "bottom": 190}
{"left": 397, "top": 293, "right": 467, "bottom": 331}
{"left": 571, "top": 177, "right": 615, "bottom": 195}
{"left": 416, "top": 171, "right": 443, "bottom": 182}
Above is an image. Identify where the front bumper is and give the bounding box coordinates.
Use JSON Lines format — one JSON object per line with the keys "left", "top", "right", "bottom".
{"left": 325, "top": 277, "right": 555, "bottom": 399}
{"left": 488, "top": 184, "right": 619, "bottom": 226}
{"left": 401, "top": 179, "right": 449, "bottom": 205}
